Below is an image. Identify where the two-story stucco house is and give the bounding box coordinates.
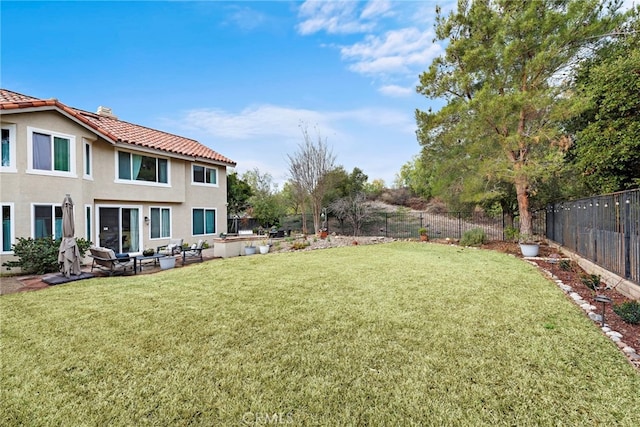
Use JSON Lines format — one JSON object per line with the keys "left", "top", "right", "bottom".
{"left": 0, "top": 88, "right": 236, "bottom": 270}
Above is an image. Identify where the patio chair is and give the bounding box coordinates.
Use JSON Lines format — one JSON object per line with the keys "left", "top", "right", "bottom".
{"left": 182, "top": 239, "right": 205, "bottom": 265}
{"left": 157, "top": 238, "right": 183, "bottom": 256}
{"left": 89, "top": 246, "right": 134, "bottom": 275}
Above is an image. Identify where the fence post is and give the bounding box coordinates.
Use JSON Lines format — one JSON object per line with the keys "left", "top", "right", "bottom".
{"left": 457, "top": 212, "right": 462, "bottom": 239}
{"left": 592, "top": 198, "right": 597, "bottom": 264}
{"left": 624, "top": 198, "right": 631, "bottom": 279}
{"left": 385, "top": 213, "right": 389, "bottom": 238}
{"left": 546, "top": 205, "right": 553, "bottom": 242}
{"left": 574, "top": 204, "right": 579, "bottom": 251}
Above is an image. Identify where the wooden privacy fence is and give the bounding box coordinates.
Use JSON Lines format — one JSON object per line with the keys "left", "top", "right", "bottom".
{"left": 545, "top": 188, "right": 639, "bottom": 286}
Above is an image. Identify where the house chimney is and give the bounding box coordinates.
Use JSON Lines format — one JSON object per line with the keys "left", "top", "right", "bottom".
{"left": 96, "top": 106, "right": 117, "bottom": 119}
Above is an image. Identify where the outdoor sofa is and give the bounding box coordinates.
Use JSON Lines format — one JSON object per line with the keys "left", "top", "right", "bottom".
{"left": 89, "top": 246, "right": 134, "bottom": 275}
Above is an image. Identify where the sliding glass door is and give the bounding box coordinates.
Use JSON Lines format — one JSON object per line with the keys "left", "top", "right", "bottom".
{"left": 98, "top": 206, "right": 141, "bottom": 253}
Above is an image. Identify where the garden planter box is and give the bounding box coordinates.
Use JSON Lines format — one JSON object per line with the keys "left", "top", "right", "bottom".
{"left": 159, "top": 256, "right": 176, "bottom": 269}
{"left": 519, "top": 243, "right": 540, "bottom": 257}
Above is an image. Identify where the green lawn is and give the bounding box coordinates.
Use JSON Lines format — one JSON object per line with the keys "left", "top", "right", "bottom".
{"left": 1, "top": 242, "right": 639, "bottom": 426}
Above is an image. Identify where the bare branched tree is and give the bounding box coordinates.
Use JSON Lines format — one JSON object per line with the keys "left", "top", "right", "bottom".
{"left": 287, "top": 124, "right": 336, "bottom": 234}
{"left": 329, "top": 193, "right": 371, "bottom": 237}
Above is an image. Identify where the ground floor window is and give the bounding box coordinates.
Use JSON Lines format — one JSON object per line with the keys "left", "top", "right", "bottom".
{"left": 85, "top": 205, "right": 92, "bottom": 242}
{"left": 34, "top": 204, "right": 62, "bottom": 239}
{"left": 192, "top": 208, "right": 215, "bottom": 235}
{"left": 150, "top": 207, "right": 171, "bottom": 239}
{"left": 2, "top": 204, "right": 13, "bottom": 252}
{"left": 98, "top": 206, "right": 141, "bottom": 253}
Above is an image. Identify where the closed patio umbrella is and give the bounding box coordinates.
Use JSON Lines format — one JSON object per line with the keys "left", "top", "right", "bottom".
{"left": 58, "top": 194, "right": 81, "bottom": 277}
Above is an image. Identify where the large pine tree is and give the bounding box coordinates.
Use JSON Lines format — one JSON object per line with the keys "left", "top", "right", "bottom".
{"left": 416, "top": 0, "right": 624, "bottom": 235}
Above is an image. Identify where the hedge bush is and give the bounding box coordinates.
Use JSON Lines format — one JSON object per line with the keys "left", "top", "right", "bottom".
{"left": 460, "top": 228, "right": 487, "bottom": 247}
{"left": 613, "top": 301, "right": 640, "bottom": 325}
{"left": 2, "top": 237, "right": 92, "bottom": 275}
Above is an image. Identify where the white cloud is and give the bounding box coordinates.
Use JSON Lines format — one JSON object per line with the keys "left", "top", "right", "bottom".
{"left": 170, "top": 103, "right": 418, "bottom": 185}
{"left": 330, "top": 107, "right": 414, "bottom": 131}
{"left": 180, "top": 105, "right": 331, "bottom": 140}
{"left": 340, "top": 27, "right": 441, "bottom": 77}
{"left": 223, "top": 5, "right": 269, "bottom": 31}
{"left": 360, "top": 0, "right": 394, "bottom": 20}
{"left": 180, "top": 104, "right": 416, "bottom": 140}
{"left": 296, "top": 0, "right": 378, "bottom": 35}
{"left": 295, "top": 2, "right": 444, "bottom": 94}
{"left": 378, "top": 84, "right": 414, "bottom": 97}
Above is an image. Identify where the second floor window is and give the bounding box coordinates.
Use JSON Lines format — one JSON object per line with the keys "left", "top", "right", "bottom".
{"left": 1, "top": 125, "right": 16, "bottom": 171}
{"left": 84, "top": 140, "right": 92, "bottom": 178}
{"left": 192, "top": 165, "right": 217, "bottom": 185}
{"left": 28, "top": 128, "right": 75, "bottom": 175}
{"left": 118, "top": 151, "right": 168, "bottom": 184}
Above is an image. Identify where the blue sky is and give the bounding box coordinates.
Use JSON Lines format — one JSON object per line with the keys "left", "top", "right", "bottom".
{"left": 1, "top": 0, "right": 456, "bottom": 187}
{"left": 6, "top": 1, "right": 632, "bottom": 188}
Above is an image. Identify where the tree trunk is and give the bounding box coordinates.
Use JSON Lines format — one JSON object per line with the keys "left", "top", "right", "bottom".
{"left": 311, "top": 200, "right": 321, "bottom": 235}
{"left": 514, "top": 174, "right": 532, "bottom": 236}
{"left": 301, "top": 201, "right": 307, "bottom": 234}
{"left": 515, "top": 107, "right": 532, "bottom": 237}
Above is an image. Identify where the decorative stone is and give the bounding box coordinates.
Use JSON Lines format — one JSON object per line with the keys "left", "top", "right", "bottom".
{"left": 616, "top": 340, "right": 627, "bottom": 348}
{"left": 580, "top": 303, "right": 596, "bottom": 311}
{"left": 609, "top": 335, "right": 621, "bottom": 343}
{"left": 588, "top": 312, "right": 602, "bottom": 322}
{"left": 622, "top": 347, "right": 636, "bottom": 354}
{"left": 606, "top": 331, "right": 623, "bottom": 338}
{"left": 559, "top": 284, "right": 572, "bottom": 292}
{"left": 570, "top": 292, "right": 583, "bottom": 302}
{"left": 601, "top": 327, "right": 611, "bottom": 333}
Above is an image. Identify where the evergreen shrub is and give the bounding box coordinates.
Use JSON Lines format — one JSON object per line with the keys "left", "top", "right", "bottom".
{"left": 3, "top": 237, "right": 92, "bottom": 275}
{"left": 460, "top": 228, "right": 486, "bottom": 246}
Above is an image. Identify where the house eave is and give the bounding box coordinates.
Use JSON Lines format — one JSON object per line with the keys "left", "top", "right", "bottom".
{"left": 0, "top": 104, "right": 119, "bottom": 145}
{"left": 2, "top": 104, "right": 237, "bottom": 166}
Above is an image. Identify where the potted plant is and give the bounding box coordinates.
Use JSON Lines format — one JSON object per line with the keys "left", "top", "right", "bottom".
{"left": 244, "top": 241, "right": 256, "bottom": 256}
{"left": 519, "top": 234, "right": 541, "bottom": 257}
{"left": 142, "top": 248, "right": 155, "bottom": 256}
{"left": 418, "top": 227, "right": 429, "bottom": 242}
{"left": 259, "top": 240, "right": 270, "bottom": 254}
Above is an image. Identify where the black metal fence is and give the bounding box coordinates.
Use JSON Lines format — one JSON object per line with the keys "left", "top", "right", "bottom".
{"left": 275, "top": 210, "right": 506, "bottom": 241}
{"left": 545, "top": 188, "right": 640, "bottom": 285}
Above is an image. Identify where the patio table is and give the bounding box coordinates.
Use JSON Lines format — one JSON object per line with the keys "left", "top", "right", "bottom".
{"left": 134, "top": 253, "right": 166, "bottom": 274}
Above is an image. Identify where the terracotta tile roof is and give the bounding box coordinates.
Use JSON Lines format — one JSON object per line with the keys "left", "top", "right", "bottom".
{"left": 0, "top": 88, "right": 236, "bottom": 166}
